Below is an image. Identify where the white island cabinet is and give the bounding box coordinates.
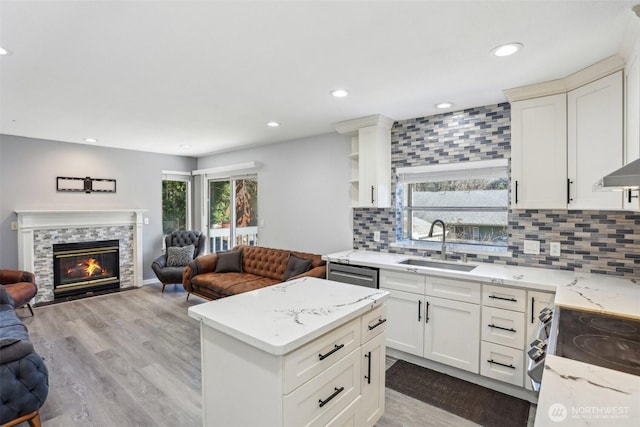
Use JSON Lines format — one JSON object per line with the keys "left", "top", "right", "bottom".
{"left": 188, "top": 277, "right": 389, "bottom": 427}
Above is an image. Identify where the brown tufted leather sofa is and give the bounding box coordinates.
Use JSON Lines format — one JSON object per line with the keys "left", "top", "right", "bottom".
{"left": 182, "top": 245, "right": 326, "bottom": 300}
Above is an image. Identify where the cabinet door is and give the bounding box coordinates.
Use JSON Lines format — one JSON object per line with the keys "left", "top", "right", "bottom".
{"left": 424, "top": 296, "right": 480, "bottom": 373}
{"left": 525, "top": 291, "right": 555, "bottom": 342}
{"left": 511, "top": 94, "right": 567, "bottom": 209}
{"left": 568, "top": 71, "right": 623, "bottom": 209}
{"left": 382, "top": 288, "right": 424, "bottom": 356}
{"left": 624, "top": 44, "right": 640, "bottom": 210}
{"left": 357, "top": 125, "right": 391, "bottom": 208}
{"left": 359, "top": 333, "right": 386, "bottom": 427}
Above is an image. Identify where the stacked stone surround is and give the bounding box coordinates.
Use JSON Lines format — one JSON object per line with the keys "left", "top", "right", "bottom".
{"left": 353, "top": 103, "right": 640, "bottom": 278}
{"left": 33, "top": 225, "right": 134, "bottom": 303}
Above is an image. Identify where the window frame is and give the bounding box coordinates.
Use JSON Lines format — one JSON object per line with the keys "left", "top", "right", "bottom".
{"left": 161, "top": 171, "right": 192, "bottom": 236}
{"left": 397, "top": 159, "right": 509, "bottom": 248}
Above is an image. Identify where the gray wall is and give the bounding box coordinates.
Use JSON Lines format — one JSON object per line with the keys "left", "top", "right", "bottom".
{"left": 0, "top": 134, "right": 197, "bottom": 280}
{"left": 197, "top": 132, "right": 353, "bottom": 255}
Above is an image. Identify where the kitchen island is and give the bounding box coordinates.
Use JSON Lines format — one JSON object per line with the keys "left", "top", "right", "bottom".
{"left": 188, "top": 277, "right": 389, "bottom": 427}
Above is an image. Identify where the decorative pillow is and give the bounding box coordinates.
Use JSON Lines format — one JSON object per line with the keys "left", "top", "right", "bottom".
{"left": 283, "top": 254, "right": 313, "bottom": 281}
{"left": 214, "top": 250, "right": 243, "bottom": 273}
{"left": 166, "top": 245, "right": 195, "bottom": 267}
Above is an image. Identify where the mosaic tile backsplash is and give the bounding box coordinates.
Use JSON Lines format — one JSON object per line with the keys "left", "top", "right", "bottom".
{"left": 353, "top": 103, "right": 640, "bottom": 278}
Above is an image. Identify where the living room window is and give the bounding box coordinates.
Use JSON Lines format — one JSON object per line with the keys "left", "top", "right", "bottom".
{"left": 397, "top": 159, "right": 509, "bottom": 247}
{"left": 161, "top": 171, "right": 192, "bottom": 235}
{"left": 208, "top": 175, "right": 258, "bottom": 252}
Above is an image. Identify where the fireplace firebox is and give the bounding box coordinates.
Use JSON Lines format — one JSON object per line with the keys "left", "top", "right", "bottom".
{"left": 53, "top": 240, "right": 120, "bottom": 298}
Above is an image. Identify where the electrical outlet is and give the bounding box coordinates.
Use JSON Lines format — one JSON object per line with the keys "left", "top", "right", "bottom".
{"left": 373, "top": 231, "right": 381, "bottom": 242}
{"left": 550, "top": 242, "right": 561, "bottom": 257}
{"left": 10, "top": 221, "right": 18, "bottom": 231}
{"left": 523, "top": 239, "right": 540, "bottom": 255}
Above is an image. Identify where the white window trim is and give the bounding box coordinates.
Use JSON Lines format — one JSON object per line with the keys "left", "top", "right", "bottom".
{"left": 397, "top": 159, "right": 508, "bottom": 183}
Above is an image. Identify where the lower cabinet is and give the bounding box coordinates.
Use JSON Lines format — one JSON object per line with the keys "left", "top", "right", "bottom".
{"left": 480, "top": 341, "right": 525, "bottom": 387}
{"left": 383, "top": 286, "right": 480, "bottom": 374}
{"left": 424, "top": 296, "right": 480, "bottom": 373}
{"left": 359, "top": 333, "right": 386, "bottom": 426}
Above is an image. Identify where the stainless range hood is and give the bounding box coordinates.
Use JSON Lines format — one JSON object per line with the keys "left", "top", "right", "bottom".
{"left": 595, "top": 158, "right": 640, "bottom": 190}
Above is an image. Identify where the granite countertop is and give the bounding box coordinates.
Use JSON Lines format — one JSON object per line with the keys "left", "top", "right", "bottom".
{"left": 323, "top": 250, "right": 640, "bottom": 426}
{"left": 188, "top": 277, "right": 389, "bottom": 355}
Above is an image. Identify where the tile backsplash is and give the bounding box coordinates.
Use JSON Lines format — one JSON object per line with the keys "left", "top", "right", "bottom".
{"left": 353, "top": 103, "right": 640, "bottom": 278}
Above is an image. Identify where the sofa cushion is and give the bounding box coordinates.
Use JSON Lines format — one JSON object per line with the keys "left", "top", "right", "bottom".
{"left": 166, "top": 245, "right": 195, "bottom": 267}
{"left": 0, "top": 339, "right": 34, "bottom": 364}
{"left": 214, "top": 251, "right": 243, "bottom": 273}
{"left": 192, "top": 272, "right": 279, "bottom": 297}
{"left": 283, "top": 254, "right": 313, "bottom": 281}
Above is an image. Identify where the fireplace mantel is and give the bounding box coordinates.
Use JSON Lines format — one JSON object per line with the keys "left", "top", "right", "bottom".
{"left": 15, "top": 209, "right": 146, "bottom": 302}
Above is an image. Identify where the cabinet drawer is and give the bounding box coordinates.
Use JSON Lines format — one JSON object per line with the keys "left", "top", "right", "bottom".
{"left": 325, "top": 395, "right": 361, "bottom": 427}
{"left": 284, "top": 318, "right": 360, "bottom": 394}
{"left": 481, "top": 306, "right": 525, "bottom": 349}
{"left": 480, "top": 341, "right": 524, "bottom": 387}
{"left": 284, "top": 349, "right": 361, "bottom": 427}
{"left": 482, "top": 285, "right": 526, "bottom": 312}
{"left": 425, "top": 276, "right": 481, "bottom": 304}
{"left": 380, "top": 270, "right": 426, "bottom": 294}
{"left": 361, "top": 304, "right": 387, "bottom": 344}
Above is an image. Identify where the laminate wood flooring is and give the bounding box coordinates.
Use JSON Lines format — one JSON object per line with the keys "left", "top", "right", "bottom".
{"left": 15, "top": 285, "right": 535, "bottom": 427}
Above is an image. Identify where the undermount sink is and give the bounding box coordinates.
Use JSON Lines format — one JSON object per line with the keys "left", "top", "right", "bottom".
{"left": 398, "top": 258, "right": 477, "bottom": 272}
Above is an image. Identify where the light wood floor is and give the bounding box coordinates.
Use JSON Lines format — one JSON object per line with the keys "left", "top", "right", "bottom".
{"left": 14, "top": 285, "right": 534, "bottom": 426}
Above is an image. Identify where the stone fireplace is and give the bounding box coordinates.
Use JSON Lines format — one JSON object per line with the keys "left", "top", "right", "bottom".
{"left": 15, "top": 210, "right": 145, "bottom": 304}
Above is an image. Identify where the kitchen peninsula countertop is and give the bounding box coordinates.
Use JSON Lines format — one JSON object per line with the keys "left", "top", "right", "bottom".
{"left": 324, "top": 250, "right": 640, "bottom": 426}
{"left": 188, "top": 276, "right": 388, "bottom": 355}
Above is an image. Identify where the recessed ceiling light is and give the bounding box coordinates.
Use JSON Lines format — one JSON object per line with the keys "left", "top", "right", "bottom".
{"left": 435, "top": 102, "right": 453, "bottom": 109}
{"left": 330, "top": 89, "right": 349, "bottom": 98}
{"left": 83, "top": 138, "right": 98, "bottom": 143}
{"left": 267, "top": 121, "right": 280, "bottom": 127}
{"left": 179, "top": 144, "right": 190, "bottom": 148}
{"left": 491, "top": 42, "right": 523, "bottom": 57}
{"left": 0, "top": 47, "right": 7, "bottom": 56}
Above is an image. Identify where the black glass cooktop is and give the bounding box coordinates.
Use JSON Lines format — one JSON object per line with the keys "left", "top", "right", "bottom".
{"left": 552, "top": 307, "right": 640, "bottom": 376}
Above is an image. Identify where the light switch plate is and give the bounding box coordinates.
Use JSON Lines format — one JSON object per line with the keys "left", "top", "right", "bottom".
{"left": 10, "top": 221, "right": 18, "bottom": 231}
{"left": 550, "top": 242, "right": 561, "bottom": 257}
{"left": 523, "top": 239, "right": 540, "bottom": 255}
{"left": 373, "top": 231, "right": 381, "bottom": 242}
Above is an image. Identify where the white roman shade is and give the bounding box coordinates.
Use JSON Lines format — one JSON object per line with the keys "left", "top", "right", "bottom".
{"left": 396, "top": 159, "right": 508, "bottom": 183}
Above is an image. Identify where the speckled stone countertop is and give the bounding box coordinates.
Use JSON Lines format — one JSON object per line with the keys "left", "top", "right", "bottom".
{"left": 188, "top": 277, "right": 388, "bottom": 355}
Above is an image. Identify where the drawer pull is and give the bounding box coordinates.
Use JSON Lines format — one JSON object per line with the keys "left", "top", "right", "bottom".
{"left": 368, "top": 318, "right": 387, "bottom": 330}
{"left": 318, "top": 344, "right": 344, "bottom": 361}
{"left": 318, "top": 386, "right": 345, "bottom": 408}
{"left": 487, "top": 359, "right": 516, "bottom": 370}
{"left": 364, "top": 351, "right": 372, "bottom": 384}
{"left": 488, "top": 324, "right": 517, "bottom": 333}
{"left": 488, "top": 295, "right": 517, "bottom": 302}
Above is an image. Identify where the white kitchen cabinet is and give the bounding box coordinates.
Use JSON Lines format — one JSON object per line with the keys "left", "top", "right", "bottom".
{"left": 568, "top": 71, "right": 624, "bottom": 209}
{"left": 359, "top": 332, "right": 386, "bottom": 426}
{"left": 383, "top": 288, "right": 424, "bottom": 356}
{"left": 480, "top": 341, "right": 525, "bottom": 387}
{"left": 382, "top": 270, "right": 481, "bottom": 373}
{"left": 188, "top": 278, "right": 388, "bottom": 427}
{"left": 510, "top": 94, "right": 567, "bottom": 209}
{"left": 525, "top": 290, "right": 554, "bottom": 391}
{"left": 335, "top": 115, "right": 394, "bottom": 208}
{"left": 424, "top": 296, "right": 480, "bottom": 373}
{"left": 624, "top": 31, "right": 640, "bottom": 210}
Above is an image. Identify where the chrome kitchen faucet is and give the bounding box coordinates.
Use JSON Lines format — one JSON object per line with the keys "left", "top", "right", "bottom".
{"left": 428, "top": 219, "right": 447, "bottom": 260}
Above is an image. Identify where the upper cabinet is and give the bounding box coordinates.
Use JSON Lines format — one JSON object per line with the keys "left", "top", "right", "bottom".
{"left": 623, "top": 12, "right": 640, "bottom": 209}
{"left": 567, "top": 71, "right": 623, "bottom": 209}
{"left": 335, "top": 115, "right": 394, "bottom": 208}
{"left": 506, "top": 56, "right": 626, "bottom": 211}
{"left": 511, "top": 94, "right": 567, "bottom": 209}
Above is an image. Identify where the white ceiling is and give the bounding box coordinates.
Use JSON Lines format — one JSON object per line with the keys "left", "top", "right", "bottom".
{"left": 0, "top": 0, "right": 637, "bottom": 157}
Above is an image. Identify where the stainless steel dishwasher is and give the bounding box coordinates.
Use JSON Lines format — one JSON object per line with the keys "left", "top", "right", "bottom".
{"left": 326, "top": 262, "right": 379, "bottom": 288}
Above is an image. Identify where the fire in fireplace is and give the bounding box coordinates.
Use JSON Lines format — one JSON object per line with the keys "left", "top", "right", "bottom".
{"left": 53, "top": 240, "right": 120, "bottom": 298}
